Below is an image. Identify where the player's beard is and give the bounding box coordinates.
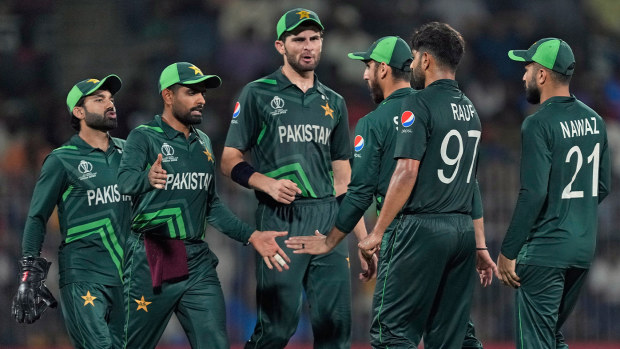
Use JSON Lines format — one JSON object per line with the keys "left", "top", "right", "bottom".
{"left": 84, "top": 107, "right": 117, "bottom": 131}
{"left": 525, "top": 74, "right": 541, "bottom": 104}
{"left": 411, "top": 59, "right": 425, "bottom": 90}
{"left": 172, "top": 104, "right": 203, "bottom": 125}
{"left": 368, "top": 66, "right": 384, "bottom": 104}
{"left": 285, "top": 47, "right": 320, "bottom": 74}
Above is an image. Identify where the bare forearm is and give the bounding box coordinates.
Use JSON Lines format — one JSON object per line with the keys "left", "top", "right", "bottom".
{"left": 473, "top": 217, "right": 486, "bottom": 248}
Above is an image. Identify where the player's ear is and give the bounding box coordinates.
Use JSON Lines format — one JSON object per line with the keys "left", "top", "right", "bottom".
{"left": 72, "top": 106, "right": 85, "bottom": 120}
{"left": 275, "top": 40, "right": 285, "bottom": 55}
{"left": 161, "top": 88, "right": 174, "bottom": 105}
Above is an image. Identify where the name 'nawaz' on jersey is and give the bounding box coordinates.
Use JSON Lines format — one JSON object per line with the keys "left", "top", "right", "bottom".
{"left": 278, "top": 124, "right": 331, "bottom": 144}
{"left": 560, "top": 117, "right": 600, "bottom": 138}
{"left": 164, "top": 172, "right": 213, "bottom": 191}
{"left": 87, "top": 184, "right": 131, "bottom": 206}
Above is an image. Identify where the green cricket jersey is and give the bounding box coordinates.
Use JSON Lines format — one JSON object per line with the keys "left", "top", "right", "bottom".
{"left": 501, "top": 96, "right": 611, "bottom": 268}
{"left": 335, "top": 87, "right": 414, "bottom": 233}
{"left": 225, "top": 68, "right": 351, "bottom": 199}
{"left": 22, "top": 134, "right": 131, "bottom": 287}
{"left": 394, "top": 79, "right": 482, "bottom": 215}
{"left": 117, "top": 115, "right": 254, "bottom": 243}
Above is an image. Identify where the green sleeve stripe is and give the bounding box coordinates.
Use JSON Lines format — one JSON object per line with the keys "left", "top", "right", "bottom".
{"left": 132, "top": 208, "right": 186, "bottom": 239}
{"left": 65, "top": 218, "right": 123, "bottom": 279}
{"left": 136, "top": 125, "right": 164, "bottom": 133}
{"left": 62, "top": 185, "right": 74, "bottom": 202}
{"left": 253, "top": 78, "right": 277, "bottom": 85}
{"left": 256, "top": 122, "right": 267, "bottom": 145}
{"left": 264, "top": 163, "right": 317, "bottom": 198}
{"left": 53, "top": 145, "right": 78, "bottom": 152}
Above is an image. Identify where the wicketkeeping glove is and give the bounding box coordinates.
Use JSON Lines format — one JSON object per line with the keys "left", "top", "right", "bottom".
{"left": 11, "top": 256, "right": 58, "bottom": 324}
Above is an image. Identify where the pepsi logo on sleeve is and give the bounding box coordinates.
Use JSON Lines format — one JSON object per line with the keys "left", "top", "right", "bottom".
{"left": 232, "top": 102, "right": 241, "bottom": 119}
{"left": 354, "top": 135, "right": 364, "bottom": 152}
{"left": 401, "top": 111, "right": 415, "bottom": 127}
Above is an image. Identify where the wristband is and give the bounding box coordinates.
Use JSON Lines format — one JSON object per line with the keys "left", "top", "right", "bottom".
{"left": 231, "top": 161, "right": 256, "bottom": 189}
{"left": 476, "top": 247, "right": 488, "bottom": 250}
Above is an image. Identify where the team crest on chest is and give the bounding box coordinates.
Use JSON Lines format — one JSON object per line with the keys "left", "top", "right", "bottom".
{"left": 78, "top": 160, "right": 97, "bottom": 180}
{"left": 161, "top": 143, "right": 178, "bottom": 163}
{"left": 270, "top": 96, "right": 287, "bottom": 116}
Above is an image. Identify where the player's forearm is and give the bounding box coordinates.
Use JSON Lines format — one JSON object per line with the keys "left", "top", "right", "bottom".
{"left": 473, "top": 217, "right": 487, "bottom": 249}
{"left": 117, "top": 168, "right": 152, "bottom": 195}
{"left": 372, "top": 159, "right": 418, "bottom": 236}
{"left": 325, "top": 226, "right": 348, "bottom": 250}
{"left": 22, "top": 218, "right": 47, "bottom": 257}
{"left": 207, "top": 196, "right": 254, "bottom": 243}
{"left": 501, "top": 188, "right": 546, "bottom": 259}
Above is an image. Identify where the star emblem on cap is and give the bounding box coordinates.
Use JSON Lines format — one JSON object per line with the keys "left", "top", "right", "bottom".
{"left": 188, "top": 65, "right": 203, "bottom": 75}
{"left": 321, "top": 102, "right": 334, "bottom": 119}
{"left": 135, "top": 296, "right": 152, "bottom": 312}
{"left": 86, "top": 79, "right": 100, "bottom": 84}
{"left": 81, "top": 291, "right": 97, "bottom": 307}
{"left": 204, "top": 149, "right": 214, "bottom": 162}
{"left": 297, "top": 10, "right": 311, "bottom": 19}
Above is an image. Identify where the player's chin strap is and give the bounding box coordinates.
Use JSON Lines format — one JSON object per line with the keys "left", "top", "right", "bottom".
{"left": 12, "top": 256, "right": 58, "bottom": 324}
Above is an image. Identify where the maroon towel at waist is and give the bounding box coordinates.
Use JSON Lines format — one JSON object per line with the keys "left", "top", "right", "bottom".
{"left": 144, "top": 235, "right": 189, "bottom": 288}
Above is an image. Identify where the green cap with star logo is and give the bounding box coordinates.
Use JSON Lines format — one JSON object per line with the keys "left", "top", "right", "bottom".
{"left": 66, "top": 74, "right": 122, "bottom": 112}
{"left": 508, "top": 38, "right": 575, "bottom": 75}
{"left": 348, "top": 36, "right": 413, "bottom": 72}
{"left": 158, "top": 62, "right": 222, "bottom": 92}
{"left": 276, "top": 8, "right": 324, "bottom": 40}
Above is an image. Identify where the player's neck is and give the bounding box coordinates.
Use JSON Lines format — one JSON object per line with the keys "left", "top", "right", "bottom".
{"left": 424, "top": 67, "right": 455, "bottom": 87}
{"left": 539, "top": 85, "right": 571, "bottom": 104}
{"left": 161, "top": 111, "right": 191, "bottom": 138}
{"left": 382, "top": 80, "right": 411, "bottom": 99}
{"left": 79, "top": 127, "right": 110, "bottom": 152}
{"left": 281, "top": 65, "right": 314, "bottom": 93}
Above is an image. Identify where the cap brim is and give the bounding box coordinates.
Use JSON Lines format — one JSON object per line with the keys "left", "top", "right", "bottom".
{"left": 87, "top": 74, "right": 122, "bottom": 96}
{"left": 508, "top": 50, "right": 529, "bottom": 62}
{"left": 348, "top": 52, "right": 368, "bottom": 61}
{"left": 182, "top": 75, "right": 222, "bottom": 89}
{"left": 283, "top": 19, "right": 324, "bottom": 38}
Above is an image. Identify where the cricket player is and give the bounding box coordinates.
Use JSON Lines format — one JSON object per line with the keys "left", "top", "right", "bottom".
{"left": 285, "top": 36, "right": 495, "bottom": 348}
{"left": 118, "top": 62, "right": 290, "bottom": 349}
{"left": 358, "top": 22, "right": 483, "bottom": 348}
{"left": 12, "top": 75, "right": 129, "bottom": 349}
{"left": 221, "top": 8, "right": 368, "bottom": 349}
{"left": 497, "top": 38, "right": 611, "bottom": 348}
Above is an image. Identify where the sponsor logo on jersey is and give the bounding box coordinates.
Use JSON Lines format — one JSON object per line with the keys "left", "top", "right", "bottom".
{"left": 164, "top": 172, "right": 213, "bottom": 191}
{"left": 401, "top": 111, "right": 415, "bottom": 127}
{"left": 78, "top": 160, "right": 97, "bottom": 180}
{"left": 232, "top": 102, "right": 241, "bottom": 118}
{"left": 270, "top": 96, "right": 287, "bottom": 116}
{"left": 87, "top": 184, "right": 131, "bottom": 206}
{"left": 161, "top": 143, "right": 178, "bottom": 163}
{"left": 354, "top": 135, "right": 364, "bottom": 152}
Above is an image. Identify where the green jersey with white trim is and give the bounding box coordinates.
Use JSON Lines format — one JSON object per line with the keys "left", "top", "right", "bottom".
{"left": 21, "top": 134, "right": 131, "bottom": 287}
{"left": 501, "top": 96, "right": 611, "bottom": 268}
{"left": 394, "top": 79, "right": 482, "bottom": 215}
{"left": 225, "top": 68, "right": 351, "bottom": 199}
{"left": 118, "top": 115, "right": 254, "bottom": 243}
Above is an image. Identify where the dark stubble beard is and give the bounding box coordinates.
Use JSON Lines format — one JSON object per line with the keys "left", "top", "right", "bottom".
{"left": 525, "top": 75, "right": 541, "bottom": 104}
{"left": 84, "top": 107, "right": 117, "bottom": 131}
{"left": 285, "top": 47, "right": 320, "bottom": 74}
{"left": 411, "top": 59, "right": 425, "bottom": 90}
{"left": 369, "top": 66, "right": 384, "bottom": 104}
{"left": 172, "top": 104, "right": 203, "bottom": 125}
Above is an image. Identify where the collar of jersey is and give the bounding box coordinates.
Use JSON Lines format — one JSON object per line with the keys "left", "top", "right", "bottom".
{"left": 541, "top": 95, "right": 576, "bottom": 107}
{"left": 154, "top": 114, "right": 199, "bottom": 141}
{"left": 385, "top": 87, "right": 414, "bottom": 102}
{"left": 427, "top": 79, "right": 459, "bottom": 90}
{"left": 71, "top": 133, "right": 121, "bottom": 154}
{"left": 274, "top": 68, "right": 328, "bottom": 96}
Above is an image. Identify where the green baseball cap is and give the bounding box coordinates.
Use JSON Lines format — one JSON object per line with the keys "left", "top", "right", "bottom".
{"left": 66, "top": 74, "right": 122, "bottom": 112}
{"left": 508, "top": 38, "right": 575, "bottom": 75}
{"left": 276, "top": 8, "right": 324, "bottom": 40}
{"left": 348, "top": 36, "right": 413, "bottom": 72}
{"left": 158, "top": 62, "right": 222, "bottom": 92}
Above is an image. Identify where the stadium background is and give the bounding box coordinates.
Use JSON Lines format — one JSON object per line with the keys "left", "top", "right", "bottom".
{"left": 0, "top": 0, "right": 619, "bottom": 348}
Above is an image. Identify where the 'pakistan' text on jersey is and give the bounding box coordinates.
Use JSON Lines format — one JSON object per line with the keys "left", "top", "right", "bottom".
{"left": 395, "top": 79, "right": 482, "bottom": 215}
{"left": 118, "top": 115, "right": 253, "bottom": 243}
{"left": 225, "top": 68, "right": 351, "bottom": 199}
{"left": 335, "top": 87, "right": 415, "bottom": 233}
{"left": 501, "top": 96, "right": 611, "bottom": 268}
{"left": 22, "top": 135, "right": 131, "bottom": 287}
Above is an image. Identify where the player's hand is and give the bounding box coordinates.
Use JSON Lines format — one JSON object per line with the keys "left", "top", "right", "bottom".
{"left": 284, "top": 230, "right": 331, "bottom": 255}
{"left": 266, "top": 179, "right": 301, "bottom": 204}
{"left": 358, "top": 248, "right": 378, "bottom": 282}
{"left": 358, "top": 232, "right": 382, "bottom": 259}
{"left": 12, "top": 257, "right": 57, "bottom": 324}
{"left": 148, "top": 154, "right": 167, "bottom": 189}
{"left": 476, "top": 249, "right": 497, "bottom": 287}
{"left": 496, "top": 253, "right": 520, "bottom": 288}
{"left": 249, "top": 230, "right": 290, "bottom": 272}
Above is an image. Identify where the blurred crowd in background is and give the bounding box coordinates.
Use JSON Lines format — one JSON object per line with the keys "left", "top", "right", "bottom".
{"left": 0, "top": 0, "right": 619, "bottom": 346}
